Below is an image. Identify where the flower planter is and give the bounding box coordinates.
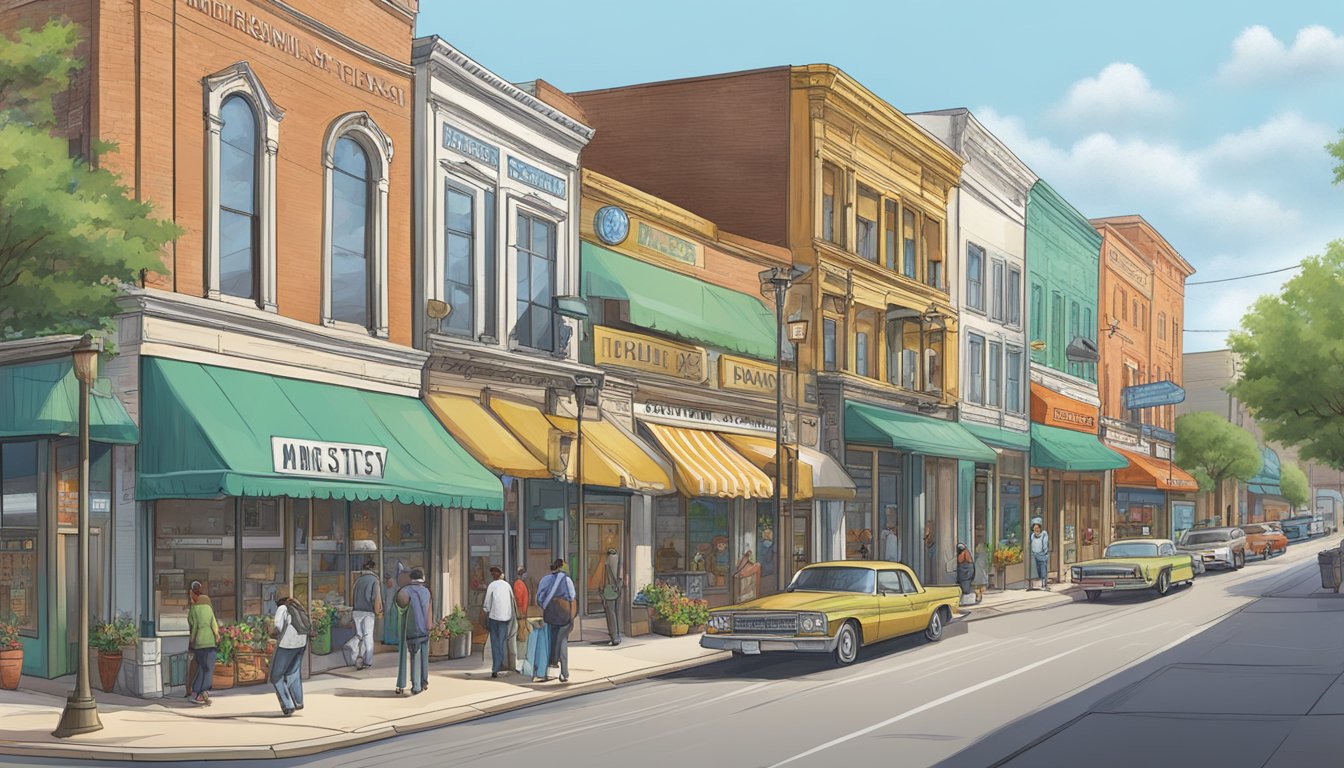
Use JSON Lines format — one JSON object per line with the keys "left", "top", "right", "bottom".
{"left": 670, "top": 623, "right": 689, "bottom": 636}
{"left": 0, "top": 649, "right": 21, "bottom": 690}
{"left": 212, "top": 661, "right": 236, "bottom": 690}
{"left": 309, "top": 627, "right": 332, "bottom": 656}
{"left": 429, "top": 637, "right": 451, "bottom": 658}
{"left": 651, "top": 619, "right": 674, "bottom": 637}
{"left": 449, "top": 633, "right": 471, "bottom": 659}
{"left": 234, "top": 651, "right": 266, "bottom": 685}
{"left": 688, "top": 624, "right": 706, "bottom": 635}
{"left": 97, "top": 651, "right": 122, "bottom": 693}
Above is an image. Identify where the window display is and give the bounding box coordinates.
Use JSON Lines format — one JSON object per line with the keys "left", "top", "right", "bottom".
{"left": 0, "top": 442, "right": 38, "bottom": 633}
{"left": 688, "top": 498, "right": 730, "bottom": 592}
{"left": 844, "top": 450, "right": 874, "bottom": 559}
{"left": 154, "top": 498, "right": 237, "bottom": 630}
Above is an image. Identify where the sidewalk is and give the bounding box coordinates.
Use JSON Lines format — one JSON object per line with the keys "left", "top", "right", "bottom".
{"left": 0, "top": 589, "right": 1067, "bottom": 762}
{"left": 962, "top": 585, "right": 1075, "bottom": 622}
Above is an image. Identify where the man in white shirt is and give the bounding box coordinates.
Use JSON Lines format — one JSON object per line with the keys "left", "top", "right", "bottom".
{"left": 270, "top": 588, "right": 309, "bottom": 716}
{"left": 481, "top": 566, "right": 514, "bottom": 678}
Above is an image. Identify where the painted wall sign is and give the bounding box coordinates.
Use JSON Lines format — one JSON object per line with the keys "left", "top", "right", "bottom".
{"left": 593, "top": 325, "right": 707, "bottom": 382}
{"left": 508, "top": 156, "right": 567, "bottom": 197}
{"left": 637, "top": 401, "right": 776, "bottom": 434}
{"left": 1107, "top": 247, "right": 1152, "bottom": 295}
{"left": 1123, "top": 381, "right": 1186, "bottom": 410}
{"left": 442, "top": 124, "right": 499, "bottom": 168}
{"left": 271, "top": 437, "right": 387, "bottom": 481}
{"left": 636, "top": 222, "right": 700, "bottom": 266}
{"left": 1050, "top": 407, "right": 1096, "bottom": 431}
{"left": 718, "top": 354, "right": 795, "bottom": 401}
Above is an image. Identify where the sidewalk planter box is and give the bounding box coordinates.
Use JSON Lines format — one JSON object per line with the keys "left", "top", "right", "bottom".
{"left": 234, "top": 651, "right": 266, "bottom": 685}
{"left": 0, "top": 649, "right": 21, "bottom": 689}
{"left": 97, "top": 651, "right": 122, "bottom": 693}
{"left": 310, "top": 627, "right": 332, "bottom": 656}
{"left": 212, "top": 661, "right": 236, "bottom": 690}
{"left": 449, "top": 634, "right": 471, "bottom": 659}
{"left": 651, "top": 620, "right": 689, "bottom": 637}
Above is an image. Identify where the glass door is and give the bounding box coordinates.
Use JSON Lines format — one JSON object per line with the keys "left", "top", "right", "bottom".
{"left": 583, "top": 513, "right": 623, "bottom": 616}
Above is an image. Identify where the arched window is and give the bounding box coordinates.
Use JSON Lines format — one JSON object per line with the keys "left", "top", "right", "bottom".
{"left": 330, "top": 137, "right": 372, "bottom": 328}
{"left": 218, "top": 95, "right": 258, "bottom": 301}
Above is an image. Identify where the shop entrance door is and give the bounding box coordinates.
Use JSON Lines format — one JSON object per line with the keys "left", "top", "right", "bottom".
{"left": 466, "top": 523, "right": 507, "bottom": 645}
{"left": 583, "top": 515, "right": 623, "bottom": 616}
{"left": 57, "top": 529, "right": 104, "bottom": 678}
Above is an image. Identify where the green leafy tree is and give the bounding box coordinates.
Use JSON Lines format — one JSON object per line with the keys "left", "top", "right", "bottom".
{"left": 1330, "top": 129, "right": 1344, "bottom": 186}
{"left": 0, "top": 21, "right": 177, "bottom": 340}
{"left": 1279, "top": 462, "right": 1309, "bottom": 509}
{"left": 1175, "top": 412, "right": 1262, "bottom": 521}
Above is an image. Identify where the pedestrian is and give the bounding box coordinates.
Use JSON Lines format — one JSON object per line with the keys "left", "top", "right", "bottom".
{"left": 481, "top": 566, "right": 513, "bottom": 678}
{"left": 956, "top": 543, "right": 975, "bottom": 606}
{"left": 381, "top": 569, "right": 402, "bottom": 646}
{"left": 881, "top": 509, "right": 901, "bottom": 562}
{"left": 186, "top": 580, "right": 219, "bottom": 706}
{"left": 601, "top": 548, "right": 622, "bottom": 646}
{"left": 973, "top": 542, "right": 990, "bottom": 604}
{"left": 537, "top": 558, "right": 576, "bottom": 683}
{"left": 396, "top": 567, "right": 432, "bottom": 695}
{"left": 1029, "top": 520, "right": 1051, "bottom": 591}
{"left": 344, "top": 558, "right": 382, "bottom": 671}
{"left": 513, "top": 566, "right": 531, "bottom": 645}
{"left": 269, "top": 587, "right": 308, "bottom": 716}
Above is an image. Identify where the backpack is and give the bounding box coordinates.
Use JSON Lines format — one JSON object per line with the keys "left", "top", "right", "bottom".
{"left": 285, "top": 602, "right": 313, "bottom": 637}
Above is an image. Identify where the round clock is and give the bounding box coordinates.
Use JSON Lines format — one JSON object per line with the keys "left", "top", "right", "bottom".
{"left": 594, "top": 206, "right": 630, "bottom": 246}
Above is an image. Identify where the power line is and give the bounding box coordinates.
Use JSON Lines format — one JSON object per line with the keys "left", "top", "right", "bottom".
{"left": 1187, "top": 264, "right": 1301, "bottom": 286}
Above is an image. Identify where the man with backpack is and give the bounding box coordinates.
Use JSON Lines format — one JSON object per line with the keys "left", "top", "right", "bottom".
{"left": 270, "top": 587, "right": 310, "bottom": 716}
{"left": 344, "top": 559, "right": 383, "bottom": 670}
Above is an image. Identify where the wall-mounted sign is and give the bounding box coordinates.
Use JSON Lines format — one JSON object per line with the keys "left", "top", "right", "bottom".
{"left": 718, "top": 354, "right": 795, "bottom": 401}
{"left": 1142, "top": 424, "right": 1178, "bottom": 444}
{"left": 508, "top": 157, "right": 567, "bottom": 197}
{"left": 635, "top": 222, "right": 700, "bottom": 266}
{"left": 271, "top": 437, "right": 387, "bottom": 481}
{"left": 1107, "top": 248, "right": 1152, "bottom": 295}
{"left": 637, "top": 401, "right": 776, "bottom": 434}
{"left": 593, "top": 325, "right": 706, "bottom": 382}
{"left": 442, "top": 124, "right": 499, "bottom": 168}
{"left": 594, "top": 206, "right": 630, "bottom": 245}
{"left": 1154, "top": 443, "right": 1172, "bottom": 460}
{"left": 1123, "top": 381, "right": 1186, "bottom": 410}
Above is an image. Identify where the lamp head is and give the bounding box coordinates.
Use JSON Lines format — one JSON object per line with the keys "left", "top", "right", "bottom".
{"left": 70, "top": 334, "right": 102, "bottom": 386}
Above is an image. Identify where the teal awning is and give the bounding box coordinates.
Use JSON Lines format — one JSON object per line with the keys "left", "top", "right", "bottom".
{"left": 1030, "top": 424, "right": 1128, "bottom": 471}
{"left": 0, "top": 358, "right": 137, "bottom": 444}
{"left": 1248, "top": 483, "right": 1283, "bottom": 497}
{"left": 845, "top": 401, "right": 996, "bottom": 463}
{"left": 961, "top": 421, "right": 1031, "bottom": 452}
{"left": 581, "top": 242, "right": 778, "bottom": 359}
{"left": 1248, "top": 447, "right": 1280, "bottom": 486}
{"left": 137, "top": 358, "right": 502, "bottom": 510}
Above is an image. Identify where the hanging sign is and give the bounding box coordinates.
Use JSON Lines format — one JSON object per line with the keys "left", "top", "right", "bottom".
{"left": 718, "top": 354, "right": 795, "bottom": 401}
{"left": 271, "top": 437, "right": 387, "bottom": 481}
{"left": 593, "top": 325, "right": 707, "bottom": 382}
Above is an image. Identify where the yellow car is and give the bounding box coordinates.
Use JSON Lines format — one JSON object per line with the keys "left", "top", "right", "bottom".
{"left": 1070, "top": 538, "right": 1198, "bottom": 602}
{"left": 699, "top": 561, "right": 963, "bottom": 665}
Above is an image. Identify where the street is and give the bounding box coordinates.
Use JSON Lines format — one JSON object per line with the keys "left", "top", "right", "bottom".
{"left": 3, "top": 536, "right": 1339, "bottom": 768}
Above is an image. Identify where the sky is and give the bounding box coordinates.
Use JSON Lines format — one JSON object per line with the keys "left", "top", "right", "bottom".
{"left": 417, "top": 0, "right": 1344, "bottom": 353}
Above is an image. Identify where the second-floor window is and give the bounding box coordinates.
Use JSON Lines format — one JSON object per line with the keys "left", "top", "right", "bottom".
{"left": 966, "top": 244, "right": 985, "bottom": 312}
{"left": 1006, "top": 346, "right": 1023, "bottom": 413}
{"left": 822, "top": 163, "right": 841, "bottom": 245}
{"left": 902, "top": 208, "right": 919, "bottom": 280}
{"left": 1157, "top": 312, "right": 1167, "bottom": 340}
{"left": 856, "top": 185, "right": 880, "bottom": 261}
{"left": 443, "top": 183, "right": 475, "bottom": 337}
{"left": 967, "top": 333, "right": 985, "bottom": 404}
{"left": 1006, "top": 267, "right": 1021, "bottom": 326}
{"left": 990, "top": 260, "right": 1005, "bottom": 322}
{"left": 330, "top": 137, "right": 373, "bottom": 328}
{"left": 923, "top": 217, "right": 943, "bottom": 290}
{"left": 219, "top": 95, "right": 258, "bottom": 301}
{"left": 823, "top": 317, "right": 839, "bottom": 372}
{"left": 988, "top": 340, "right": 1002, "bottom": 408}
{"left": 514, "top": 212, "right": 557, "bottom": 351}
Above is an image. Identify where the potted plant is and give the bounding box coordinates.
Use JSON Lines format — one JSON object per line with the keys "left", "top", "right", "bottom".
{"left": 214, "top": 621, "right": 255, "bottom": 690}
{"left": 232, "top": 619, "right": 267, "bottom": 686}
{"left": 428, "top": 615, "right": 453, "bottom": 658}
{"left": 90, "top": 616, "right": 136, "bottom": 693}
{"left": 447, "top": 607, "right": 474, "bottom": 658}
{"left": 639, "top": 582, "right": 684, "bottom": 636}
{"left": 0, "top": 618, "right": 22, "bottom": 690}
{"left": 990, "top": 543, "right": 1023, "bottom": 592}
{"left": 308, "top": 600, "right": 334, "bottom": 656}
{"left": 683, "top": 598, "right": 710, "bottom": 634}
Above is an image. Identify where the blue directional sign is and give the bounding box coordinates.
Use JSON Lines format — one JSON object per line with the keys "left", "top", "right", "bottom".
{"left": 1123, "top": 380, "right": 1186, "bottom": 410}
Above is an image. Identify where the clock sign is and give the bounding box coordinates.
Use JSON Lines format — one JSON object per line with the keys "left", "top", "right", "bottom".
{"left": 594, "top": 206, "right": 630, "bottom": 246}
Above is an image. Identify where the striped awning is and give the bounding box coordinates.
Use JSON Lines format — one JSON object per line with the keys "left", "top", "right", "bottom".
{"left": 718, "top": 434, "right": 813, "bottom": 500}
{"left": 643, "top": 423, "right": 773, "bottom": 499}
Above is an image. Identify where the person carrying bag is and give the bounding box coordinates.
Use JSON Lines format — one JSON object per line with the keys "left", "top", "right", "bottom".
{"left": 536, "top": 558, "right": 575, "bottom": 683}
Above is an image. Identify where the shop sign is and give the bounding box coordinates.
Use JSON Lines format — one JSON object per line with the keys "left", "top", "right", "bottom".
{"left": 1049, "top": 407, "right": 1095, "bottom": 431}
{"left": 507, "top": 157, "right": 567, "bottom": 197}
{"left": 718, "top": 354, "right": 795, "bottom": 401}
{"left": 1107, "top": 248, "right": 1152, "bottom": 294}
{"left": 594, "top": 325, "right": 706, "bottom": 382}
{"left": 442, "top": 124, "right": 499, "bottom": 168}
{"left": 1154, "top": 443, "right": 1172, "bottom": 460}
{"left": 636, "top": 222, "right": 700, "bottom": 266}
{"left": 637, "top": 401, "right": 776, "bottom": 434}
{"left": 1123, "top": 381, "right": 1185, "bottom": 410}
{"left": 271, "top": 437, "right": 387, "bottom": 481}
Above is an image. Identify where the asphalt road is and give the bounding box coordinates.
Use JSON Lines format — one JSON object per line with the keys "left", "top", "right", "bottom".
{"left": 5, "top": 535, "right": 1340, "bottom": 768}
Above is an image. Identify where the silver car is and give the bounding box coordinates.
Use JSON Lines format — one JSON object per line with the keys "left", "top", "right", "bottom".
{"left": 1177, "top": 527, "right": 1247, "bottom": 570}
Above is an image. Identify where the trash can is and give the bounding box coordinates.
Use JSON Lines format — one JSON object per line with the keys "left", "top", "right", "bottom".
{"left": 1318, "top": 548, "right": 1342, "bottom": 593}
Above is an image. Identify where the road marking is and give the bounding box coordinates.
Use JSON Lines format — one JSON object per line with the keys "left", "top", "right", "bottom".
{"left": 765, "top": 644, "right": 1090, "bottom": 768}
{"left": 809, "top": 641, "right": 994, "bottom": 692}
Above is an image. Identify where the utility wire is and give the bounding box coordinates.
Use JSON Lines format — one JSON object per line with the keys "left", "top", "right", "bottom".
{"left": 1187, "top": 264, "right": 1301, "bottom": 286}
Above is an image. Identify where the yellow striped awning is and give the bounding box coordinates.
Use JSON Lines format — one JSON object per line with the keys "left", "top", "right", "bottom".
{"left": 425, "top": 394, "right": 550, "bottom": 479}
{"left": 574, "top": 418, "right": 673, "bottom": 493}
{"left": 718, "top": 434, "right": 813, "bottom": 500}
{"left": 644, "top": 423, "right": 773, "bottom": 499}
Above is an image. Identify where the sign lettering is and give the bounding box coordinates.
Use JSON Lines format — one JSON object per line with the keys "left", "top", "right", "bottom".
{"left": 1051, "top": 407, "right": 1096, "bottom": 430}
{"left": 638, "top": 402, "right": 777, "bottom": 435}
{"left": 271, "top": 437, "right": 387, "bottom": 482}
{"left": 718, "top": 354, "right": 795, "bottom": 401}
{"left": 636, "top": 222, "right": 700, "bottom": 266}
{"left": 507, "top": 157, "right": 567, "bottom": 197}
{"left": 593, "top": 326, "right": 706, "bottom": 382}
{"left": 442, "top": 124, "right": 499, "bottom": 168}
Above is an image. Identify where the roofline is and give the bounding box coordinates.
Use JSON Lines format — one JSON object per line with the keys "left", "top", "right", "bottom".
{"left": 1089, "top": 214, "right": 1196, "bottom": 276}
{"left": 569, "top": 65, "right": 792, "bottom": 97}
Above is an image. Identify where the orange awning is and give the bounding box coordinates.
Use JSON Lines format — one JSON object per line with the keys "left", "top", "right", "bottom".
{"left": 1113, "top": 447, "right": 1199, "bottom": 492}
{"left": 1030, "top": 385, "right": 1100, "bottom": 434}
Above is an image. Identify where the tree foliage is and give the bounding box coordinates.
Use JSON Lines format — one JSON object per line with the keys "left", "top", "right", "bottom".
{"left": 1227, "top": 242, "right": 1344, "bottom": 468}
{"left": 1175, "top": 412, "right": 1262, "bottom": 492}
{"left": 0, "top": 21, "right": 178, "bottom": 340}
{"left": 1279, "top": 462, "right": 1309, "bottom": 508}
{"left": 1331, "top": 129, "right": 1344, "bottom": 186}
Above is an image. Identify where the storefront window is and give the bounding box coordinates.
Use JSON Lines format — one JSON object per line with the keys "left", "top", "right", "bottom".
{"left": 654, "top": 495, "right": 686, "bottom": 573}
{"left": 998, "top": 452, "right": 1025, "bottom": 548}
{"left": 240, "top": 498, "right": 282, "bottom": 622}
{"left": 1172, "top": 500, "right": 1196, "bottom": 541}
{"left": 1081, "top": 481, "right": 1103, "bottom": 560}
{"left": 1062, "top": 481, "right": 1078, "bottom": 564}
{"left": 844, "top": 450, "right": 874, "bottom": 560}
{"left": 1114, "top": 490, "right": 1163, "bottom": 540}
{"left": 688, "top": 498, "right": 731, "bottom": 593}
{"left": 309, "top": 498, "right": 348, "bottom": 612}
{"left": 877, "top": 452, "right": 900, "bottom": 563}
{"left": 755, "top": 502, "right": 778, "bottom": 597}
{"left": 525, "top": 481, "right": 567, "bottom": 586}
{"left": 293, "top": 499, "right": 311, "bottom": 606}
{"left": 154, "top": 498, "right": 237, "bottom": 630}
{"left": 0, "top": 442, "right": 39, "bottom": 632}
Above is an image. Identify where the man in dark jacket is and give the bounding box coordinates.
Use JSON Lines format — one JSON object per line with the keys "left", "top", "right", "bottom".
{"left": 344, "top": 558, "right": 382, "bottom": 670}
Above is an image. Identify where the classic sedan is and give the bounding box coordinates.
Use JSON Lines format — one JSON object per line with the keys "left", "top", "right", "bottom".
{"left": 700, "top": 561, "right": 962, "bottom": 665}
{"left": 1243, "top": 523, "right": 1288, "bottom": 559}
{"left": 1177, "top": 527, "right": 1247, "bottom": 570}
{"left": 1070, "top": 539, "right": 1197, "bottom": 602}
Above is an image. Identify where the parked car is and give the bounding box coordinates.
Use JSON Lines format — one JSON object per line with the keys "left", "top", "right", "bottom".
{"left": 1070, "top": 539, "right": 1197, "bottom": 602}
{"left": 1243, "top": 523, "right": 1288, "bottom": 559}
{"left": 700, "top": 561, "right": 962, "bottom": 665}
{"left": 1177, "top": 527, "right": 1247, "bottom": 570}
{"left": 1280, "top": 515, "right": 1316, "bottom": 541}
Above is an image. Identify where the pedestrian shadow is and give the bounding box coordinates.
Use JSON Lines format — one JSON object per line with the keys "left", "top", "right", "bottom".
{"left": 331, "top": 687, "right": 404, "bottom": 698}
{"left": 180, "top": 710, "right": 297, "bottom": 719}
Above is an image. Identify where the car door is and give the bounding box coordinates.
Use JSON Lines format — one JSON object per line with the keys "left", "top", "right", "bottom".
{"left": 896, "top": 570, "right": 931, "bottom": 635}
{"left": 1158, "top": 541, "right": 1191, "bottom": 581}
{"left": 876, "top": 570, "right": 915, "bottom": 641}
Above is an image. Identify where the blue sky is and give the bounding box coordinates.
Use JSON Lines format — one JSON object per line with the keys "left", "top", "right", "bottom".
{"left": 418, "top": 1, "right": 1344, "bottom": 352}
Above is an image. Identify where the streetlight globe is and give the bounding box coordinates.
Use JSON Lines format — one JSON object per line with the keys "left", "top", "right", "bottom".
{"left": 70, "top": 334, "right": 101, "bottom": 387}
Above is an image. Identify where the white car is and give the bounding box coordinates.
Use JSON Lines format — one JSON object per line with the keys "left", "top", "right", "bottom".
{"left": 1176, "top": 527, "right": 1247, "bottom": 570}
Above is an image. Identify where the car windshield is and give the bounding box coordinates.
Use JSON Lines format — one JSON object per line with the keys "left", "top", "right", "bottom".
{"left": 1244, "top": 524, "right": 1267, "bottom": 534}
{"left": 1182, "top": 531, "right": 1229, "bottom": 545}
{"left": 788, "top": 567, "right": 876, "bottom": 594}
{"left": 1105, "top": 542, "right": 1158, "bottom": 558}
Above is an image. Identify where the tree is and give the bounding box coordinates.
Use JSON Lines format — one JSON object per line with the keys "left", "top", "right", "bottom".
{"left": 0, "top": 21, "right": 177, "bottom": 341}
{"left": 1331, "top": 129, "right": 1344, "bottom": 186}
{"left": 1279, "top": 462, "right": 1309, "bottom": 509}
{"left": 1175, "top": 412, "right": 1262, "bottom": 522}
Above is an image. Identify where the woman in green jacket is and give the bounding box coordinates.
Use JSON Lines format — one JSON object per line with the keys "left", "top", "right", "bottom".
{"left": 187, "top": 581, "right": 220, "bottom": 705}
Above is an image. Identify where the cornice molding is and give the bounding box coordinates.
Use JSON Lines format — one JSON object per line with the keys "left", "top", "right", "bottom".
{"left": 425, "top": 333, "right": 603, "bottom": 389}
{"left": 261, "top": 0, "right": 413, "bottom": 76}
{"left": 0, "top": 334, "right": 83, "bottom": 366}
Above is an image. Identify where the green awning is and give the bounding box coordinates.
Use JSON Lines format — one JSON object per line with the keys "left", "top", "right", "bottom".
{"left": 961, "top": 421, "right": 1031, "bottom": 453}
{"left": 581, "top": 242, "right": 778, "bottom": 359}
{"left": 845, "top": 401, "right": 996, "bottom": 463}
{"left": 0, "top": 359, "right": 137, "bottom": 444}
{"left": 1248, "top": 483, "right": 1282, "bottom": 497}
{"left": 1030, "top": 424, "right": 1128, "bottom": 471}
{"left": 137, "top": 358, "right": 502, "bottom": 510}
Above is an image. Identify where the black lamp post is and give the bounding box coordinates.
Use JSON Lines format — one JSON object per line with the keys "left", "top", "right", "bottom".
{"left": 54, "top": 334, "right": 103, "bottom": 737}
{"left": 759, "top": 266, "right": 807, "bottom": 573}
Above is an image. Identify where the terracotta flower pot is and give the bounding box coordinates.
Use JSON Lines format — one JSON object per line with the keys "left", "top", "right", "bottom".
{"left": 212, "top": 661, "right": 236, "bottom": 690}
{"left": 429, "top": 637, "right": 451, "bottom": 658}
{"left": 0, "top": 649, "right": 21, "bottom": 690}
{"left": 96, "top": 651, "right": 121, "bottom": 693}
{"left": 670, "top": 623, "right": 689, "bottom": 636}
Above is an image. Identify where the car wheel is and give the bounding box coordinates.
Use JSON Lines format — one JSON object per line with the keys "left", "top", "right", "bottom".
{"left": 1234, "top": 551, "right": 1245, "bottom": 569}
{"left": 1155, "top": 569, "right": 1171, "bottom": 596}
{"left": 1085, "top": 590, "right": 1101, "bottom": 602}
{"left": 924, "top": 609, "right": 946, "bottom": 643}
{"left": 833, "top": 621, "right": 859, "bottom": 666}
{"left": 1264, "top": 545, "right": 1272, "bottom": 561}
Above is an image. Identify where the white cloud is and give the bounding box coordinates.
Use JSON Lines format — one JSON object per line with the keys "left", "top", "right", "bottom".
{"left": 1219, "top": 25, "right": 1344, "bottom": 84}
{"left": 1047, "top": 63, "right": 1177, "bottom": 129}
{"left": 1201, "top": 112, "right": 1335, "bottom": 168}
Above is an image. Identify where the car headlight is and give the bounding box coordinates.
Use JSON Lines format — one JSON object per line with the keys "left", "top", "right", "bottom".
{"left": 708, "top": 614, "right": 731, "bottom": 633}
{"left": 1071, "top": 567, "right": 1082, "bottom": 580}
{"left": 799, "top": 613, "right": 827, "bottom": 634}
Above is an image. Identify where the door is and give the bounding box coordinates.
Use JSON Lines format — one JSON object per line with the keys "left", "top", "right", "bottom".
{"left": 584, "top": 517, "right": 623, "bottom": 616}
{"left": 466, "top": 522, "right": 506, "bottom": 644}
{"left": 896, "top": 570, "right": 929, "bottom": 635}
{"left": 57, "top": 529, "right": 104, "bottom": 677}
{"left": 876, "top": 569, "right": 914, "bottom": 640}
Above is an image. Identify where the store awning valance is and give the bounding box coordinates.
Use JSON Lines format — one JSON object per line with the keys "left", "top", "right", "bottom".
{"left": 718, "top": 435, "right": 859, "bottom": 501}
{"left": 425, "top": 393, "right": 550, "bottom": 479}
{"left": 137, "top": 358, "right": 502, "bottom": 510}
{"left": 961, "top": 421, "right": 1031, "bottom": 452}
{"left": 643, "top": 423, "right": 773, "bottom": 499}
{"left": 798, "top": 445, "right": 858, "bottom": 501}
{"left": 1113, "top": 447, "right": 1199, "bottom": 492}
{"left": 844, "top": 401, "right": 996, "bottom": 463}
{"left": 581, "top": 242, "right": 778, "bottom": 360}
{"left": 719, "top": 434, "right": 813, "bottom": 500}
{"left": 0, "top": 358, "right": 137, "bottom": 444}
{"left": 1248, "top": 483, "right": 1283, "bottom": 497}
{"left": 1030, "top": 424, "right": 1128, "bottom": 472}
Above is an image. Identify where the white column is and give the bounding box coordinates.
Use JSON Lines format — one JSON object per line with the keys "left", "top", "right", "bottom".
{"left": 261, "top": 138, "right": 279, "bottom": 312}
{"left": 204, "top": 114, "right": 223, "bottom": 300}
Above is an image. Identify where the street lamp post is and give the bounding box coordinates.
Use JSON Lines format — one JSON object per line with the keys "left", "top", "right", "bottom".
{"left": 572, "top": 375, "right": 598, "bottom": 642}
{"left": 54, "top": 334, "right": 103, "bottom": 738}
{"left": 760, "top": 266, "right": 807, "bottom": 576}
